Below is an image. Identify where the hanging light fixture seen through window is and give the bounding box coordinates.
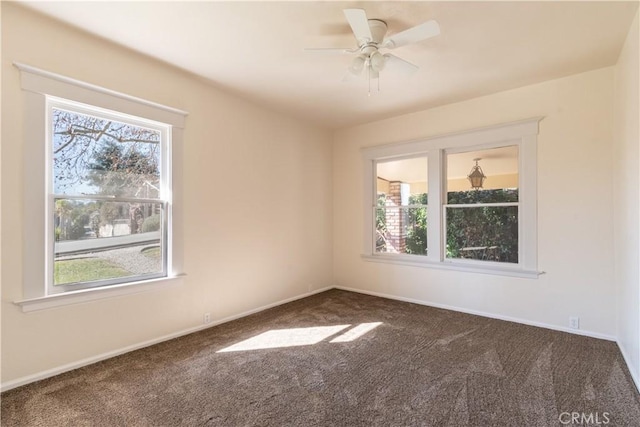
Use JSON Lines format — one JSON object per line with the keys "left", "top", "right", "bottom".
{"left": 467, "top": 158, "right": 486, "bottom": 190}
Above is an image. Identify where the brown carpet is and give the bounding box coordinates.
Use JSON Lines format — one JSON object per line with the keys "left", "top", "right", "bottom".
{"left": 2, "top": 289, "right": 640, "bottom": 426}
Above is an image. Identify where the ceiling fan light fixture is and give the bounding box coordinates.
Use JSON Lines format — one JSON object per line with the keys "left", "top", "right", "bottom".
{"left": 369, "top": 51, "right": 386, "bottom": 72}
{"left": 349, "top": 54, "right": 367, "bottom": 75}
{"left": 306, "top": 9, "right": 440, "bottom": 93}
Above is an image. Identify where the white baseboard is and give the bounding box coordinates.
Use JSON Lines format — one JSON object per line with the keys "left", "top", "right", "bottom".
{"left": 1, "top": 286, "right": 333, "bottom": 392}
{"left": 334, "top": 285, "right": 617, "bottom": 342}
{"left": 617, "top": 340, "right": 640, "bottom": 394}
{"left": 2, "top": 285, "right": 627, "bottom": 393}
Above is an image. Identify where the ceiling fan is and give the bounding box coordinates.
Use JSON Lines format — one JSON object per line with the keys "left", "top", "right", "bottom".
{"left": 306, "top": 9, "right": 440, "bottom": 89}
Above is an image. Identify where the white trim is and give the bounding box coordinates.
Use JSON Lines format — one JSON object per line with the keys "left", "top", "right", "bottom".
{"left": 361, "top": 117, "right": 543, "bottom": 160}
{"left": 14, "top": 63, "right": 187, "bottom": 127}
{"left": 335, "top": 285, "right": 615, "bottom": 341}
{"left": 617, "top": 340, "right": 640, "bottom": 394}
{"left": 362, "top": 254, "right": 542, "bottom": 278}
{"left": 427, "top": 149, "right": 443, "bottom": 262}
{"left": 23, "top": 91, "right": 48, "bottom": 299}
{"left": 362, "top": 157, "right": 375, "bottom": 253}
{"left": 15, "top": 275, "right": 186, "bottom": 312}
{"left": 16, "top": 64, "right": 187, "bottom": 303}
{"left": 1, "top": 286, "right": 334, "bottom": 392}
{"left": 362, "top": 117, "right": 542, "bottom": 276}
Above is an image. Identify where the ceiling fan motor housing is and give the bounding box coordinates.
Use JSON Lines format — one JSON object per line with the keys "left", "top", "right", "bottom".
{"left": 356, "top": 20, "right": 388, "bottom": 72}
{"left": 367, "top": 19, "right": 388, "bottom": 45}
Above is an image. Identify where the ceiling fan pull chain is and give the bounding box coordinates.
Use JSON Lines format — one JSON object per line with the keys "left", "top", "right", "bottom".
{"left": 368, "top": 65, "right": 371, "bottom": 97}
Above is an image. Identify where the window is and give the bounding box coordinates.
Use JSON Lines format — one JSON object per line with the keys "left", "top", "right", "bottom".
{"left": 50, "top": 100, "right": 170, "bottom": 293}
{"left": 362, "top": 118, "right": 541, "bottom": 277}
{"left": 445, "top": 146, "right": 519, "bottom": 264}
{"left": 15, "top": 63, "right": 187, "bottom": 311}
{"left": 375, "top": 156, "right": 429, "bottom": 255}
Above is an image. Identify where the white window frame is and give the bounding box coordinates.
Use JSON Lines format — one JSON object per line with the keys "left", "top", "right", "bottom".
{"left": 47, "top": 97, "right": 171, "bottom": 294}
{"left": 14, "top": 63, "right": 188, "bottom": 311}
{"left": 361, "top": 117, "right": 542, "bottom": 278}
{"left": 374, "top": 154, "right": 430, "bottom": 255}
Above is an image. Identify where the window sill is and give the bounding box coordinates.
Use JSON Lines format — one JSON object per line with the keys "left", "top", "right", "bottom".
{"left": 361, "top": 254, "right": 543, "bottom": 279}
{"left": 14, "top": 275, "right": 186, "bottom": 312}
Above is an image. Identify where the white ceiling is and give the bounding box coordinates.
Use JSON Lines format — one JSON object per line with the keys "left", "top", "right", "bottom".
{"left": 20, "top": 1, "right": 639, "bottom": 129}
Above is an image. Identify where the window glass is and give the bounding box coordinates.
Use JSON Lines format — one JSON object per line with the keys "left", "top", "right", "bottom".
{"left": 445, "top": 146, "right": 519, "bottom": 263}
{"left": 375, "top": 157, "right": 428, "bottom": 255}
{"left": 51, "top": 103, "right": 168, "bottom": 291}
{"left": 53, "top": 108, "right": 161, "bottom": 198}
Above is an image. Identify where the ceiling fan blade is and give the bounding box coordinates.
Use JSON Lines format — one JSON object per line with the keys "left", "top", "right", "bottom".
{"left": 344, "top": 9, "right": 372, "bottom": 43}
{"left": 304, "top": 47, "right": 358, "bottom": 54}
{"left": 383, "top": 20, "right": 440, "bottom": 49}
{"left": 383, "top": 54, "right": 419, "bottom": 77}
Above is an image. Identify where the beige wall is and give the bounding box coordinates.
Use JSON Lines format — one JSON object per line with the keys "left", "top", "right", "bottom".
{"left": 1, "top": 4, "right": 333, "bottom": 384}
{"left": 613, "top": 10, "right": 639, "bottom": 386}
{"left": 1, "top": 2, "right": 637, "bottom": 391}
{"left": 334, "top": 66, "right": 616, "bottom": 337}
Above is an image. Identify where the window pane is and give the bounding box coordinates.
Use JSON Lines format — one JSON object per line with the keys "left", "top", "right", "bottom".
{"left": 375, "top": 156, "right": 428, "bottom": 255}
{"left": 52, "top": 108, "right": 161, "bottom": 198}
{"left": 376, "top": 207, "right": 427, "bottom": 255}
{"left": 445, "top": 206, "right": 518, "bottom": 263}
{"left": 447, "top": 146, "right": 518, "bottom": 204}
{"left": 376, "top": 157, "right": 428, "bottom": 207}
{"left": 53, "top": 199, "right": 164, "bottom": 286}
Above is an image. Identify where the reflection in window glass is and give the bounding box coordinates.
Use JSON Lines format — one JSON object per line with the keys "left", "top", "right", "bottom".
{"left": 375, "top": 157, "right": 428, "bottom": 255}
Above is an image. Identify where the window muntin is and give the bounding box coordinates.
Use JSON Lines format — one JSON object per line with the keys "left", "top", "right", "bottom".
{"left": 375, "top": 156, "right": 428, "bottom": 255}
{"left": 49, "top": 99, "right": 171, "bottom": 293}
{"left": 445, "top": 146, "right": 519, "bottom": 264}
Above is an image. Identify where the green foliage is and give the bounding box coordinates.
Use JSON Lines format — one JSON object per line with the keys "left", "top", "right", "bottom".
{"left": 142, "top": 214, "right": 161, "bottom": 233}
{"left": 55, "top": 199, "right": 95, "bottom": 241}
{"left": 376, "top": 189, "right": 518, "bottom": 263}
{"left": 447, "top": 188, "right": 518, "bottom": 204}
{"left": 446, "top": 189, "right": 519, "bottom": 263}
{"left": 98, "top": 202, "right": 124, "bottom": 227}
{"left": 54, "top": 258, "right": 131, "bottom": 285}
{"left": 375, "top": 194, "right": 388, "bottom": 251}
{"left": 405, "top": 193, "right": 428, "bottom": 255}
{"left": 69, "top": 213, "right": 90, "bottom": 240}
{"left": 53, "top": 109, "right": 160, "bottom": 192}
{"left": 88, "top": 141, "right": 159, "bottom": 197}
{"left": 141, "top": 246, "right": 161, "bottom": 259}
{"left": 379, "top": 189, "right": 519, "bottom": 262}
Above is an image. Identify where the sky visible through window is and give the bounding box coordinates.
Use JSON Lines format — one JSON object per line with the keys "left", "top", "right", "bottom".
{"left": 52, "top": 108, "right": 161, "bottom": 197}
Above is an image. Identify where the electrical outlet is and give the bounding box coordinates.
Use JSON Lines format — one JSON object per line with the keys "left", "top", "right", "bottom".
{"left": 203, "top": 313, "right": 211, "bottom": 325}
{"left": 569, "top": 316, "right": 580, "bottom": 329}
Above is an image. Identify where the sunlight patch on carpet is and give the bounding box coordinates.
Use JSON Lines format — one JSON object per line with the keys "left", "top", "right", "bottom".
{"left": 217, "top": 322, "right": 384, "bottom": 352}
{"left": 217, "top": 325, "right": 351, "bottom": 352}
{"left": 330, "top": 322, "right": 383, "bottom": 343}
